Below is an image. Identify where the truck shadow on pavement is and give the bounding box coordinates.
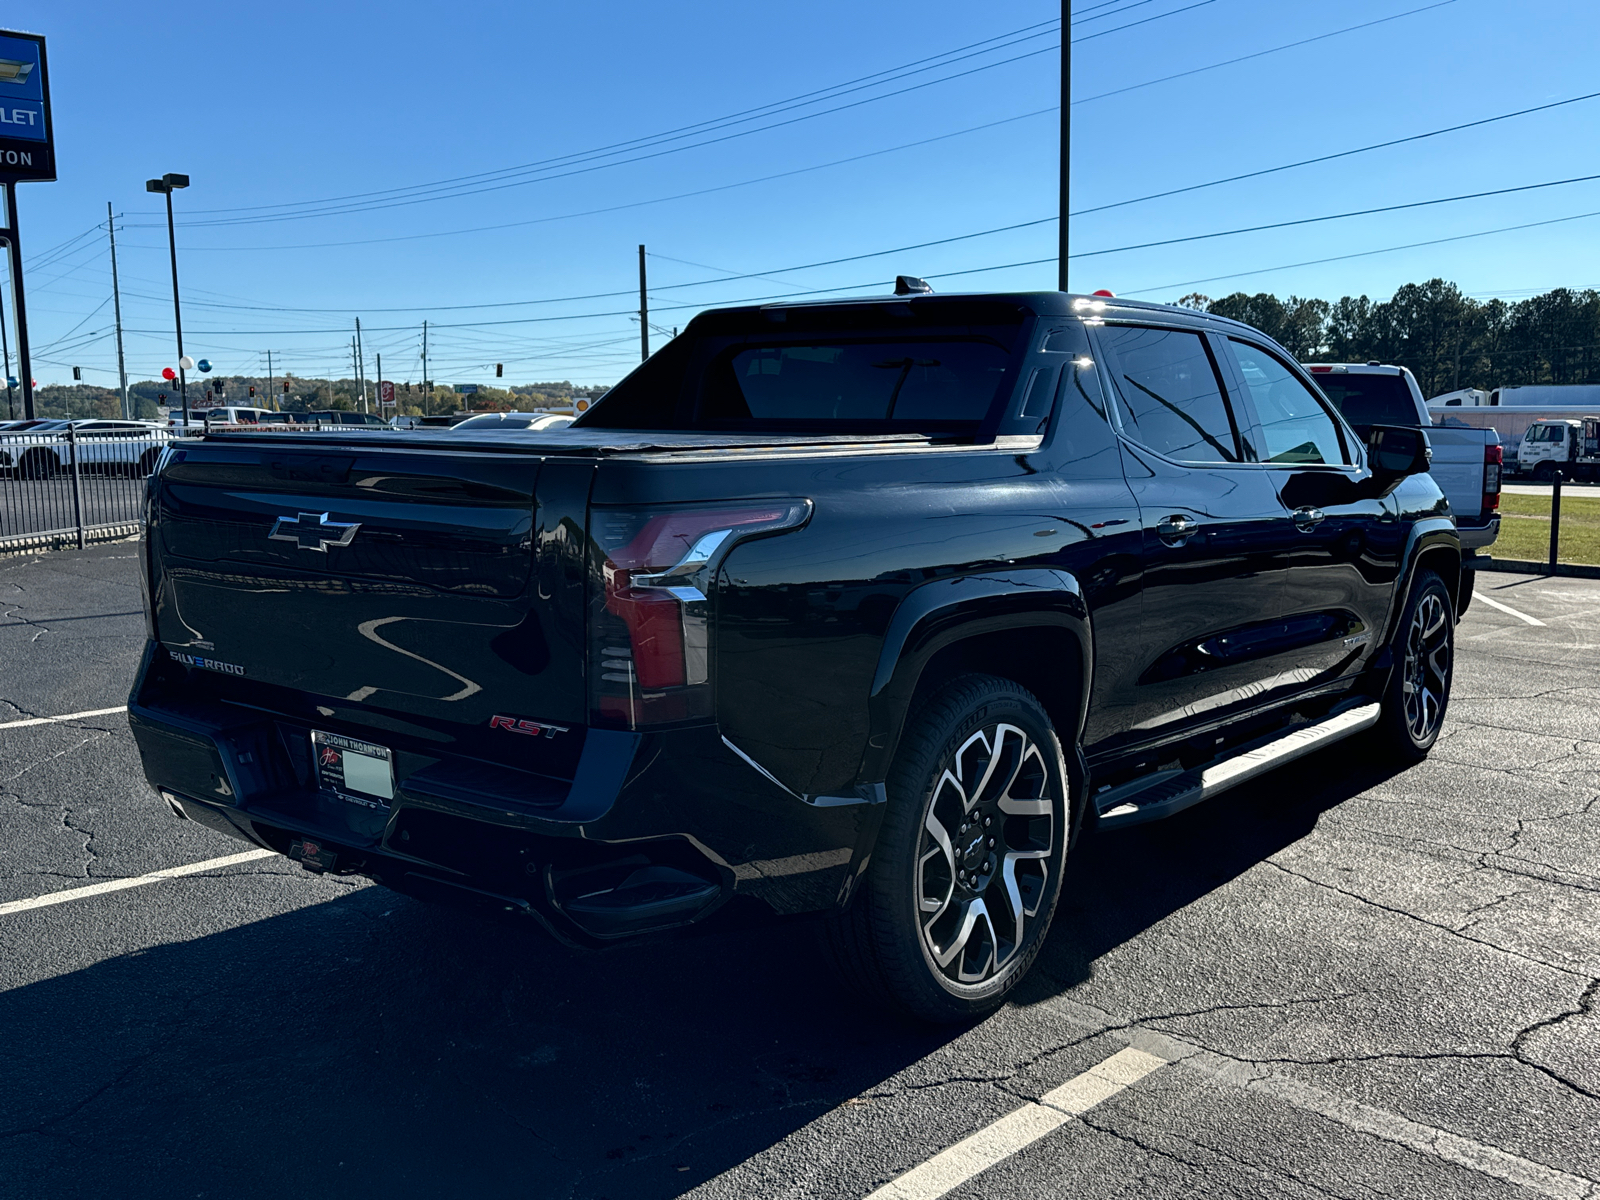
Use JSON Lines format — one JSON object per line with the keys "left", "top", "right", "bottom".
{"left": 0, "top": 747, "right": 1406, "bottom": 1200}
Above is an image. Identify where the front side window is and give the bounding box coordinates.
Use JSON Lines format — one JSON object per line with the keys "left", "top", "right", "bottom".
{"left": 1228, "top": 340, "right": 1350, "bottom": 466}
{"left": 1098, "top": 325, "right": 1242, "bottom": 463}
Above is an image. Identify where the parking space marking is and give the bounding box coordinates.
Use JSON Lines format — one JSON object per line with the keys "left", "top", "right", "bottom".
{"left": 1473, "top": 593, "right": 1546, "bottom": 626}
{"left": 0, "top": 848, "right": 278, "bottom": 917}
{"left": 863, "top": 1047, "right": 1168, "bottom": 1200}
{"left": 0, "top": 705, "right": 128, "bottom": 730}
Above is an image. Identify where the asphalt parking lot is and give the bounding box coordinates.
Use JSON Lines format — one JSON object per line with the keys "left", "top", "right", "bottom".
{"left": 2, "top": 545, "right": 1597, "bottom": 1200}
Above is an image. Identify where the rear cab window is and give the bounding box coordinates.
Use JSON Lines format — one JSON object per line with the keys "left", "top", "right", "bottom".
{"left": 1309, "top": 372, "right": 1420, "bottom": 429}
{"left": 578, "top": 300, "right": 1033, "bottom": 437}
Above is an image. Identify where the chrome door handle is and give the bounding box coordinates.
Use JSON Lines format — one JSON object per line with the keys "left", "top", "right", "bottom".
{"left": 1156, "top": 514, "right": 1198, "bottom": 545}
{"left": 1292, "top": 505, "right": 1326, "bottom": 531}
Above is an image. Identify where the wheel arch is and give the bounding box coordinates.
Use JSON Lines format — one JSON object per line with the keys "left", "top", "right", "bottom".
{"left": 1374, "top": 517, "right": 1460, "bottom": 673}
{"left": 860, "top": 569, "right": 1092, "bottom": 788}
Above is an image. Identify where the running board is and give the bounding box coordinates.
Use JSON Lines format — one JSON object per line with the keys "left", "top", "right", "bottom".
{"left": 1095, "top": 702, "right": 1382, "bottom": 831}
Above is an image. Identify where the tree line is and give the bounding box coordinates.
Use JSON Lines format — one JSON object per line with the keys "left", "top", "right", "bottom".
{"left": 1176, "top": 280, "right": 1600, "bottom": 398}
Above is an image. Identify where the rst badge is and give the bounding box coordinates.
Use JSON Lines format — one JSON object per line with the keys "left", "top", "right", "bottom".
{"left": 489, "top": 715, "right": 569, "bottom": 739}
{"left": 269, "top": 511, "right": 361, "bottom": 552}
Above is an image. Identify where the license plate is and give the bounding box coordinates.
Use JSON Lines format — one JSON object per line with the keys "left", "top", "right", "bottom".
{"left": 311, "top": 730, "right": 395, "bottom": 808}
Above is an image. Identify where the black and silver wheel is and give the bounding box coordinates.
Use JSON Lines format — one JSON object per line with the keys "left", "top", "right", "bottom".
{"left": 1533, "top": 460, "right": 1557, "bottom": 483}
{"left": 1374, "top": 569, "right": 1454, "bottom": 760}
{"left": 19, "top": 448, "right": 57, "bottom": 480}
{"left": 825, "top": 674, "right": 1070, "bottom": 1022}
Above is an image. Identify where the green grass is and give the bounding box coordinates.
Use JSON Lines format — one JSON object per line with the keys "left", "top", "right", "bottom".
{"left": 1491, "top": 494, "right": 1600, "bottom": 565}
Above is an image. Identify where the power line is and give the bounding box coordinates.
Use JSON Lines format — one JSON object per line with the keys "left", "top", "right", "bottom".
{"left": 1072, "top": 88, "right": 1600, "bottom": 217}
{"left": 113, "top": 107, "right": 1060, "bottom": 254}
{"left": 1073, "top": 0, "right": 1459, "bottom": 106}
{"left": 1121, "top": 207, "right": 1600, "bottom": 298}
{"left": 1071, "top": 173, "right": 1600, "bottom": 260}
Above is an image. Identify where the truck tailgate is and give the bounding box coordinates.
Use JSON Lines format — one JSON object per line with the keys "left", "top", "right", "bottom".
{"left": 149, "top": 440, "right": 588, "bottom": 735}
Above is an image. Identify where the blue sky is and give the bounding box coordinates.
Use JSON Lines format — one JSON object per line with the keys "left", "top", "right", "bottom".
{"left": 6, "top": 0, "right": 1599, "bottom": 389}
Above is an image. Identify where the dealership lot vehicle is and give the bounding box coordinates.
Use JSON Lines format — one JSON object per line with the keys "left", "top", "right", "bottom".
{"left": 451, "top": 411, "right": 574, "bottom": 432}
{"left": 127, "top": 291, "right": 1472, "bottom": 1021}
{"left": 0, "top": 419, "right": 173, "bottom": 479}
{"left": 3, "top": 545, "right": 1597, "bottom": 1199}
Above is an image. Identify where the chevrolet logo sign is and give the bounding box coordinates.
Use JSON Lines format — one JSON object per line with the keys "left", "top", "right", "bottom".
{"left": 269, "top": 511, "right": 361, "bottom": 552}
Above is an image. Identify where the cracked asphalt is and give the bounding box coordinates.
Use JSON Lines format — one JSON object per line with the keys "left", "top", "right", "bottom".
{"left": 1, "top": 545, "right": 1597, "bottom": 1199}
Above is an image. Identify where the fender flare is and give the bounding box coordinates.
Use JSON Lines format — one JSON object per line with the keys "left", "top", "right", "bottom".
{"left": 1373, "top": 517, "right": 1460, "bottom": 672}
{"left": 858, "top": 568, "right": 1093, "bottom": 786}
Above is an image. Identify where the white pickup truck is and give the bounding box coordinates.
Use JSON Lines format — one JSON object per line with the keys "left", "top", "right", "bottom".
{"left": 1307, "top": 363, "right": 1501, "bottom": 554}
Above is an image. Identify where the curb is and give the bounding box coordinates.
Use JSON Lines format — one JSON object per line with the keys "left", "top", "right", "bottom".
{"left": 1470, "top": 557, "right": 1600, "bottom": 580}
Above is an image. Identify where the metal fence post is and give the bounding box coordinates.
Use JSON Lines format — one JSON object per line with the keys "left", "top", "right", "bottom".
{"left": 1548, "top": 470, "right": 1563, "bottom": 574}
{"left": 66, "top": 424, "right": 86, "bottom": 550}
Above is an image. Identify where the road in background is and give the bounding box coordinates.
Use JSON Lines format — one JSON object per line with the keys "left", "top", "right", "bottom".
{"left": 2, "top": 546, "right": 1596, "bottom": 1199}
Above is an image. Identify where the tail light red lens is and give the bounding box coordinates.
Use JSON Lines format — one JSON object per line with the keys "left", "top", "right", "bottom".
{"left": 1484, "top": 443, "right": 1502, "bottom": 513}
{"left": 589, "top": 501, "right": 810, "bottom": 727}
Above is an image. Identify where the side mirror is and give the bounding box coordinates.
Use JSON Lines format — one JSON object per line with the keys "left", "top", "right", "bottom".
{"left": 1365, "top": 424, "right": 1432, "bottom": 495}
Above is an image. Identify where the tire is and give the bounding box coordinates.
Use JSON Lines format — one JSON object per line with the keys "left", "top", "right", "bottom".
{"left": 1372, "top": 569, "right": 1455, "bottom": 761}
{"left": 1533, "top": 461, "right": 1557, "bottom": 483}
{"left": 824, "top": 673, "right": 1070, "bottom": 1023}
{"left": 19, "top": 448, "right": 57, "bottom": 480}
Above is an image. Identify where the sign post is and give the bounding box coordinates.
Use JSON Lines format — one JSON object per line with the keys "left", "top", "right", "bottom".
{"left": 0, "top": 30, "right": 54, "bottom": 420}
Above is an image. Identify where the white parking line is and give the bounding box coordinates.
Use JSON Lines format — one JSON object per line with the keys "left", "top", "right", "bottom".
{"left": 0, "top": 705, "right": 128, "bottom": 730}
{"left": 1473, "top": 593, "right": 1546, "bottom": 626}
{"left": 0, "top": 848, "right": 278, "bottom": 917}
{"left": 864, "top": 1047, "right": 1168, "bottom": 1200}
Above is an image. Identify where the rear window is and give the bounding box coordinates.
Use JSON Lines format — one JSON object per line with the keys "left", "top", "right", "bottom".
{"left": 579, "top": 303, "right": 1028, "bottom": 434}
{"left": 1312, "top": 373, "right": 1420, "bottom": 428}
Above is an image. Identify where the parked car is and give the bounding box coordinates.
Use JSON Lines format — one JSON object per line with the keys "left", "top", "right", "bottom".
{"left": 130, "top": 289, "right": 1459, "bottom": 1021}
{"left": 451, "top": 411, "right": 574, "bottom": 432}
{"left": 303, "top": 410, "right": 389, "bottom": 428}
{"left": 167, "top": 406, "right": 278, "bottom": 433}
{"left": 1307, "top": 363, "right": 1500, "bottom": 555}
{"left": 0, "top": 419, "right": 174, "bottom": 478}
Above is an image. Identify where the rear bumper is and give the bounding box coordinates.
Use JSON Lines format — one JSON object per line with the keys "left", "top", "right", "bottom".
{"left": 127, "top": 644, "right": 868, "bottom": 940}
{"left": 1456, "top": 515, "right": 1500, "bottom": 551}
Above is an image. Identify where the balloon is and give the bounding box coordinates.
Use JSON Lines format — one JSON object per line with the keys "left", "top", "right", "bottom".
{"left": 197, "top": 359, "right": 212, "bottom": 373}
{"left": 162, "top": 367, "right": 177, "bottom": 381}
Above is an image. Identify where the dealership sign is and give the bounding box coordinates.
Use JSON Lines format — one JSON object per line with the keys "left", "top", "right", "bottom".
{"left": 0, "top": 31, "right": 51, "bottom": 181}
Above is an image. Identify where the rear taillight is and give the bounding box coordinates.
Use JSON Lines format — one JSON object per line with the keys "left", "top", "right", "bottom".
{"left": 589, "top": 501, "right": 811, "bottom": 727}
{"left": 1483, "top": 443, "right": 1502, "bottom": 513}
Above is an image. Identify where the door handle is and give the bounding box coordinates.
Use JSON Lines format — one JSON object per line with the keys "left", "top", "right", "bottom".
{"left": 1292, "top": 505, "right": 1326, "bottom": 531}
{"left": 1156, "top": 514, "right": 1198, "bottom": 545}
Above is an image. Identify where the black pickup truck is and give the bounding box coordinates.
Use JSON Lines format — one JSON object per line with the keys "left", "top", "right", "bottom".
{"left": 130, "top": 290, "right": 1459, "bottom": 1021}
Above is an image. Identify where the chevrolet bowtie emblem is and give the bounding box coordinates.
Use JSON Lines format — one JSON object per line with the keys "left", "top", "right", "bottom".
{"left": 269, "top": 511, "right": 362, "bottom": 552}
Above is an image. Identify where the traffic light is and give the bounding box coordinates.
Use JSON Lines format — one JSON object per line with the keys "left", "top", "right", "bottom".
{"left": 404, "top": 382, "right": 412, "bottom": 393}
{"left": 248, "top": 385, "right": 256, "bottom": 398}
{"left": 496, "top": 363, "right": 503, "bottom": 377}
{"left": 157, "top": 392, "right": 167, "bottom": 402}
{"left": 282, "top": 381, "right": 290, "bottom": 393}
{"left": 71, "top": 366, "right": 82, "bottom": 381}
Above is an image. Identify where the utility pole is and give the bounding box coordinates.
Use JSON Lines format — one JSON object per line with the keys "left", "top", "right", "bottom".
{"left": 375, "top": 351, "right": 383, "bottom": 421}
{"left": 1059, "top": 0, "right": 1071, "bottom": 293}
{"left": 421, "top": 320, "right": 429, "bottom": 415}
{"left": 266, "top": 348, "right": 274, "bottom": 410}
{"left": 106, "top": 202, "right": 130, "bottom": 419}
{"left": 2, "top": 183, "right": 37, "bottom": 418}
{"left": 355, "top": 317, "right": 367, "bottom": 413}
{"left": 350, "top": 337, "right": 359, "bottom": 409}
{"left": 638, "top": 243, "right": 649, "bottom": 362}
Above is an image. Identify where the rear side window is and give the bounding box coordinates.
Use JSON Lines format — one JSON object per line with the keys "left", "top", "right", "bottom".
{"left": 1097, "top": 325, "right": 1242, "bottom": 463}
{"left": 699, "top": 339, "right": 1007, "bottom": 427}
{"left": 1229, "top": 341, "right": 1350, "bottom": 466}
{"left": 1312, "top": 373, "right": 1420, "bottom": 428}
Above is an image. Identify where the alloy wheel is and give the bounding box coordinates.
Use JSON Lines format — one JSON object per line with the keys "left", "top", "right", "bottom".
{"left": 1402, "top": 591, "right": 1452, "bottom": 743}
{"left": 915, "top": 722, "right": 1055, "bottom": 987}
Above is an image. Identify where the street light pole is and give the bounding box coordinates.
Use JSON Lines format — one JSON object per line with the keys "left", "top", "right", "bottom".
{"left": 146, "top": 173, "right": 191, "bottom": 425}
